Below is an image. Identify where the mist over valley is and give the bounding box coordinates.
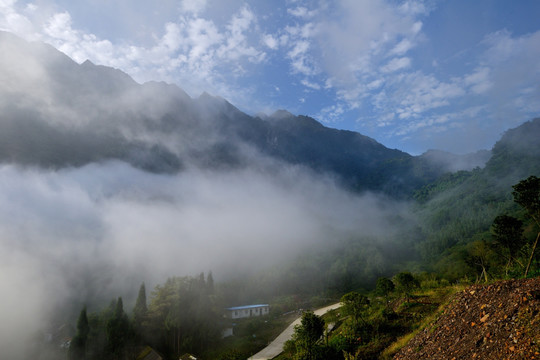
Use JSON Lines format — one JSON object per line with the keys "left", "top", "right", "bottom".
{"left": 1, "top": 30, "right": 539, "bottom": 360}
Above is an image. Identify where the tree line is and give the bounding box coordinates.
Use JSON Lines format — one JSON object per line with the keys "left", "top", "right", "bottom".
{"left": 68, "top": 272, "right": 221, "bottom": 360}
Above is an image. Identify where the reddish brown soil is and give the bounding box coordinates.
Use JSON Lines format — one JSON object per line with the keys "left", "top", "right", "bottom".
{"left": 394, "top": 277, "right": 540, "bottom": 360}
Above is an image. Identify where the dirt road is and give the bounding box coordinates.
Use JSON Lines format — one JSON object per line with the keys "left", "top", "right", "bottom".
{"left": 249, "top": 303, "right": 342, "bottom": 360}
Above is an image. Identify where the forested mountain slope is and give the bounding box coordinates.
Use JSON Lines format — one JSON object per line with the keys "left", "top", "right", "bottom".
{"left": 414, "top": 118, "right": 540, "bottom": 278}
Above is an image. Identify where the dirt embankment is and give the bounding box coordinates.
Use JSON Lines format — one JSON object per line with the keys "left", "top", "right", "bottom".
{"left": 394, "top": 277, "right": 540, "bottom": 360}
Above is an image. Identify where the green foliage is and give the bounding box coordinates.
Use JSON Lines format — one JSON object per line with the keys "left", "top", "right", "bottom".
{"left": 393, "top": 272, "right": 419, "bottom": 302}
{"left": 414, "top": 170, "right": 473, "bottom": 203}
{"left": 145, "top": 274, "right": 221, "bottom": 357}
{"left": 464, "top": 239, "right": 497, "bottom": 283}
{"left": 288, "top": 311, "right": 326, "bottom": 360}
{"left": 106, "top": 297, "right": 131, "bottom": 358}
{"left": 133, "top": 282, "right": 148, "bottom": 331}
{"left": 340, "top": 292, "right": 370, "bottom": 327}
{"left": 492, "top": 215, "right": 525, "bottom": 255}
{"left": 69, "top": 306, "right": 89, "bottom": 360}
{"left": 72, "top": 273, "right": 222, "bottom": 360}
{"left": 512, "top": 175, "right": 540, "bottom": 224}
{"left": 217, "top": 349, "right": 244, "bottom": 360}
{"left": 207, "top": 271, "right": 215, "bottom": 293}
{"left": 512, "top": 175, "right": 540, "bottom": 277}
{"left": 413, "top": 120, "right": 540, "bottom": 278}
{"left": 375, "top": 277, "right": 395, "bottom": 305}
{"left": 491, "top": 215, "right": 525, "bottom": 275}
{"left": 285, "top": 276, "right": 463, "bottom": 360}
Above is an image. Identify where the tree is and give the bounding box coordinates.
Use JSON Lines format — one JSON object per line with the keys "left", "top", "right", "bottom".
{"left": 393, "top": 272, "right": 419, "bottom": 302}
{"left": 375, "top": 277, "right": 395, "bottom": 306}
{"left": 340, "top": 292, "right": 370, "bottom": 327}
{"left": 69, "top": 306, "right": 90, "bottom": 360}
{"left": 106, "top": 297, "right": 130, "bottom": 358}
{"left": 291, "top": 311, "right": 325, "bottom": 360}
{"left": 146, "top": 275, "right": 222, "bottom": 357}
{"left": 206, "top": 271, "right": 214, "bottom": 294}
{"left": 465, "top": 239, "right": 495, "bottom": 283}
{"left": 133, "top": 282, "right": 148, "bottom": 331}
{"left": 492, "top": 215, "right": 525, "bottom": 274}
{"left": 512, "top": 175, "right": 540, "bottom": 277}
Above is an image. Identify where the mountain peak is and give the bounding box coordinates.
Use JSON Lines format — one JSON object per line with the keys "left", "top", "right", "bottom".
{"left": 270, "top": 109, "right": 295, "bottom": 119}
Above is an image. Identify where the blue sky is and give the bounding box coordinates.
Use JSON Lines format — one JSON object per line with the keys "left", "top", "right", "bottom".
{"left": 1, "top": 0, "right": 539, "bottom": 154}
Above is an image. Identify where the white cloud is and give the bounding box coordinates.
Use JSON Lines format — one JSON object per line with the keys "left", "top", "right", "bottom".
{"left": 479, "top": 29, "right": 540, "bottom": 108}
{"left": 367, "top": 78, "right": 383, "bottom": 90}
{"left": 317, "top": 103, "right": 345, "bottom": 124}
{"left": 0, "top": 0, "right": 272, "bottom": 110}
{"left": 390, "top": 38, "right": 413, "bottom": 56}
{"left": 380, "top": 56, "right": 411, "bottom": 73}
{"left": 287, "top": 6, "right": 317, "bottom": 19}
{"left": 399, "top": 1, "right": 428, "bottom": 17}
{"left": 369, "top": 71, "right": 465, "bottom": 128}
{"left": 301, "top": 78, "right": 321, "bottom": 90}
{"left": 0, "top": 0, "right": 35, "bottom": 35}
{"left": 313, "top": 0, "right": 424, "bottom": 83}
{"left": 281, "top": 21, "right": 319, "bottom": 77}
{"left": 43, "top": 12, "right": 75, "bottom": 42}
{"left": 217, "top": 5, "right": 264, "bottom": 63}
{"left": 287, "top": 39, "right": 316, "bottom": 75}
{"left": 287, "top": 39, "right": 309, "bottom": 58}
{"left": 262, "top": 33, "right": 279, "bottom": 49}
{"left": 464, "top": 66, "right": 492, "bottom": 94}
{"left": 411, "top": 21, "right": 422, "bottom": 34}
{"left": 180, "top": 0, "right": 208, "bottom": 14}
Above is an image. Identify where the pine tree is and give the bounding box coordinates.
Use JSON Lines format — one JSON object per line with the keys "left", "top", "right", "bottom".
{"left": 206, "top": 271, "right": 214, "bottom": 294}
{"left": 133, "top": 283, "right": 148, "bottom": 329}
{"left": 107, "top": 297, "right": 130, "bottom": 358}
{"left": 492, "top": 215, "right": 525, "bottom": 274}
{"left": 69, "top": 306, "right": 89, "bottom": 360}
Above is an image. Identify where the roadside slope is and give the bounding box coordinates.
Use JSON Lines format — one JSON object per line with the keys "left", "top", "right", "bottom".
{"left": 394, "top": 278, "right": 540, "bottom": 360}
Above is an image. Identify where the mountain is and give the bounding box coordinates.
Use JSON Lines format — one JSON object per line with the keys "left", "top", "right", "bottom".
{"left": 0, "top": 31, "right": 496, "bottom": 197}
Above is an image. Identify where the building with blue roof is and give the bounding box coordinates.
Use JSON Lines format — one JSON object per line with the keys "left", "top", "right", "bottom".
{"left": 225, "top": 304, "right": 269, "bottom": 319}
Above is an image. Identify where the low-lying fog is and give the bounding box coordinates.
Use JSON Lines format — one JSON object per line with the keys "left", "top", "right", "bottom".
{"left": 0, "top": 160, "right": 413, "bottom": 358}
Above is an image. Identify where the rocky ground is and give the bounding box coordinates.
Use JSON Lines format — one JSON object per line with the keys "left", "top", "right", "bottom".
{"left": 394, "top": 277, "right": 540, "bottom": 360}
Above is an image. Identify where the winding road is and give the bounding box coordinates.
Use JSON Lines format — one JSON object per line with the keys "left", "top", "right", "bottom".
{"left": 249, "top": 302, "right": 342, "bottom": 360}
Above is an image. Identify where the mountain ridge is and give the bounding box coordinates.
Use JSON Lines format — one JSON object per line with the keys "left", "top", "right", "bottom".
{"left": 0, "top": 30, "right": 519, "bottom": 197}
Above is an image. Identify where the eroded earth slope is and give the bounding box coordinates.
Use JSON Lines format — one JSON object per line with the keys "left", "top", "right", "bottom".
{"left": 394, "top": 278, "right": 540, "bottom": 360}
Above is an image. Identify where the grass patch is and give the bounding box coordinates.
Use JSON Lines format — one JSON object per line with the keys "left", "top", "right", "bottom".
{"left": 379, "top": 284, "right": 465, "bottom": 358}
